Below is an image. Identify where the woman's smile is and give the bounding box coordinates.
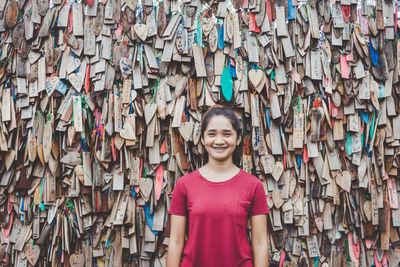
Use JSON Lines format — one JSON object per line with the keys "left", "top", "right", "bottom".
{"left": 212, "top": 146, "right": 228, "bottom": 152}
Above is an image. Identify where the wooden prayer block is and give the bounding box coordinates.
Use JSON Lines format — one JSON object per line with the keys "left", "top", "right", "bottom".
{"left": 275, "top": 6, "right": 288, "bottom": 37}
{"left": 114, "top": 191, "right": 129, "bottom": 224}
{"left": 193, "top": 44, "right": 207, "bottom": 77}
{"left": 247, "top": 34, "right": 259, "bottom": 63}
{"left": 171, "top": 96, "right": 186, "bottom": 128}
{"left": 307, "top": 6, "right": 320, "bottom": 38}
{"left": 84, "top": 20, "right": 96, "bottom": 56}
{"left": 269, "top": 90, "right": 281, "bottom": 119}
{"left": 73, "top": 96, "right": 83, "bottom": 132}
{"left": 293, "top": 109, "right": 304, "bottom": 149}
{"left": 82, "top": 152, "right": 92, "bottom": 186}
{"left": 2, "top": 88, "right": 11, "bottom": 122}
{"left": 38, "top": 9, "right": 56, "bottom": 37}
{"left": 332, "top": 3, "right": 345, "bottom": 28}
{"left": 114, "top": 90, "right": 122, "bottom": 133}
{"left": 270, "top": 120, "right": 283, "bottom": 155}
{"left": 306, "top": 235, "right": 320, "bottom": 258}
{"left": 72, "top": 3, "right": 84, "bottom": 36}
{"left": 250, "top": 94, "right": 260, "bottom": 127}
{"left": 310, "top": 50, "right": 322, "bottom": 80}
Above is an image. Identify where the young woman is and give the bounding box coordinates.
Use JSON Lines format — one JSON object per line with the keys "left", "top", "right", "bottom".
{"left": 166, "top": 105, "right": 270, "bottom": 267}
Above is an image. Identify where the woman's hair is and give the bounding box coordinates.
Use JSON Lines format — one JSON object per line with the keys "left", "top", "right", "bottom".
{"left": 200, "top": 105, "right": 243, "bottom": 166}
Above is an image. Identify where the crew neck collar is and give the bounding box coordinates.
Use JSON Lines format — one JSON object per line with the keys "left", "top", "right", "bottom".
{"left": 196, "top": 169, "right": 242, "bottom": 185}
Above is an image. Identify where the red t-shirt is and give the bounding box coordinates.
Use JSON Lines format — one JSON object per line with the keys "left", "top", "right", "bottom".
{"left": 168, "top": 169, "right": 269, "bottom": 267}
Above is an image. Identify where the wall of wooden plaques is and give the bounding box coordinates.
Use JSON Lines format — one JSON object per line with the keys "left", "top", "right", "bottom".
{"left": 0, "top": 0, "right": 400, "bottom": 266}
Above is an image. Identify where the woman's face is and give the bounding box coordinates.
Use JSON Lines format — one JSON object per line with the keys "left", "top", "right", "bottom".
{"left": 202, "top": 115, "right": 241, "bottom": 164}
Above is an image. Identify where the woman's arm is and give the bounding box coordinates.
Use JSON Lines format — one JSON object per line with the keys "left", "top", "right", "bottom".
{"left": 251, "top": 214, "right": 269, "bottom": 267}
{"left": 166, "top": 214, "right": 187, "bottom": 267}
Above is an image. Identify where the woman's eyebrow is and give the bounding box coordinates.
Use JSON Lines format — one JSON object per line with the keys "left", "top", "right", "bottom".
{"left": 206, "top": 129, "right": 233, "bottom": 132}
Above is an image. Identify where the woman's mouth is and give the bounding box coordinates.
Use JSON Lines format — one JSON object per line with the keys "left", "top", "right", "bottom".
{"left": 213, "top": 147, "right": 227, "bottom": 151}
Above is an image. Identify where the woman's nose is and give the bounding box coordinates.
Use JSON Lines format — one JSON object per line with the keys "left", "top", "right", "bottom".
{"left": 214, "top": 134, "right": 225, "bottom": 143}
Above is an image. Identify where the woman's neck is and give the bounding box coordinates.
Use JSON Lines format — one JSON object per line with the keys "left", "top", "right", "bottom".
{"left": 204, "top": 157, "right": 237, "bottom": 173}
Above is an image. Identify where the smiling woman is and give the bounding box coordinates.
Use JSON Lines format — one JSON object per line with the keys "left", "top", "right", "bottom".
{"left": 166, "top": 105, "right": 270, "bottom": 267}
{"left": 200, "top": 105, "right": 243, "bottom": 168}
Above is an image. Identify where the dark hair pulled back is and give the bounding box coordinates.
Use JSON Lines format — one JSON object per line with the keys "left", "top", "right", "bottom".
{"left": 200, "top": 105, "right": 243, "bottom": 167}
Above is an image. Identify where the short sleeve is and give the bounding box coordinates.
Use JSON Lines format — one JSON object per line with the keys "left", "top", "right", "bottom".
{"left": 168, "top": 179, "right": 188, "bottom": 216}
{"left": 249, "top": 181, "right": 269, "bottom": 216}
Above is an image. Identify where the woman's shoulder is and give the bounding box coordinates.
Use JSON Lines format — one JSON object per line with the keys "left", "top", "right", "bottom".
{"left": 238, "top": 169, "right": 264, "bottom": 185}
{"left": 175, "top": 170, "right": 199, "bottom": 185}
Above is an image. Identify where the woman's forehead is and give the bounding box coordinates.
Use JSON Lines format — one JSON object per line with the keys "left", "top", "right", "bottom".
{"left": 205, "top": 116, "right": 235, "bottom": 129}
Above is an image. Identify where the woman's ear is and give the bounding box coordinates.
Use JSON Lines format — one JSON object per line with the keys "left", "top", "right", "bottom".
{"left": 201, "top": 136, "right": 205, "bottom": 145}
{"left": 236, "top": 135, "right": 242, "bottom": 146}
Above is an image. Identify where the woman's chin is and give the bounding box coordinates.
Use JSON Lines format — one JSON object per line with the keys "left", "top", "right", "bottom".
{"left": 209, "top": 154, "right": 231, "bottom": 163}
